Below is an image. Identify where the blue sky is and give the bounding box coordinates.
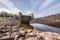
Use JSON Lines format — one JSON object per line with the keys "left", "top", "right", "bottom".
{"left": 0, "top": 0, "right": 60, "bottom": 18}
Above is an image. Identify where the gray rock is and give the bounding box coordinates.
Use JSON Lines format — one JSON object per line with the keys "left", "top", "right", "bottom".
{"left": 0, "top": 25, "right": 60, "bottom": 40}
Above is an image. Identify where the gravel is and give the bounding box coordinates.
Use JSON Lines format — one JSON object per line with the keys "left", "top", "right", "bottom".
{"left": 0, "top": 25, "right": 60, "bottom": 40}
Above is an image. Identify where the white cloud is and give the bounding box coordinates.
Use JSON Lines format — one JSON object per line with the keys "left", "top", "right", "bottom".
{"left": 37, "top": 3, "right": 60, "bottom": 18}
{"left": 0, "top": 8, "right": 12, "bottom": 12}
{"left": 0, "top": 0, "right": 21, "bottom": 14}
{"left": 0, "top": 8, "right": 18, "bottom": 14}
{"left": 23, "top": 10, "right": 33, "bottom": 15}
{"left": 0, "top": 0, "right": 59, "bottom": 18}
{"left": 39, "top": 0, "right": 54, "bottom": 10}
{"left": 41, "top": 0, "right": 54, "bottom": 7}
{"left": 30, "top": 0, "right": 42, "bottom": 11}
{"left": 30, "top": 0, "right": 39, "bottom": 10}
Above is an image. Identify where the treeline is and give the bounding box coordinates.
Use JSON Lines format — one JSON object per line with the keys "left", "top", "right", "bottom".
{"left": 0, "top": 11, "right": 14, "bottom": 17}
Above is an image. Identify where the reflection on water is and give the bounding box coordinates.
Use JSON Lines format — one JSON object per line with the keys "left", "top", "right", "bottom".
{"left": 30, "top": 23, "right": 60, "bottom": 33}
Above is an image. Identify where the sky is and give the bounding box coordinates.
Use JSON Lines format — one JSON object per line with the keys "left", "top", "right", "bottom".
{"left": 0, "top": 0, "right": 60, "bottom": 18}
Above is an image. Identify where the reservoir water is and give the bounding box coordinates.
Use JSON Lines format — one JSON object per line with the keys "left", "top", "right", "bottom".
{"left": 30, "top": 23, "right": 60, "bottom": 33}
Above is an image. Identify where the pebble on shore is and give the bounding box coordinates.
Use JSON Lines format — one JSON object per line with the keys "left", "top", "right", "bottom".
{"left": 0, "top": 25, "right": 60, "bottom": 40}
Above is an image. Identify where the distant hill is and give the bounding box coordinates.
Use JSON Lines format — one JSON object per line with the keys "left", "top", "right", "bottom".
{"left": 41, "top": 13, "right": 60, "bottom": 20}
{"left": 31, "top": 13, "right": 60, "bottom": 28}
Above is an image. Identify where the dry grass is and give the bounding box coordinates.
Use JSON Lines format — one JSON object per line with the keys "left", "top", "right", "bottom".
{"left": 18, "top": 23, "right": 33, "bottom": 29}
{"left": 0, "top": 21, "right": 33, "bottom": 29}
{"left": 0, "top": 22, "right": 19, "bottom": 26}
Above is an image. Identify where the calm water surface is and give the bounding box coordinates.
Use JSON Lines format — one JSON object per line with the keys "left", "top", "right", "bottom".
{"left": 30, "top": 23, "right": 60, "bottom": 33}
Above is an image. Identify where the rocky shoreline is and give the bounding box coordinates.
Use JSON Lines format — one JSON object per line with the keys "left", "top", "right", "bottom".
{"left": 0, "top": 25, "right": 60, "bottom": 40}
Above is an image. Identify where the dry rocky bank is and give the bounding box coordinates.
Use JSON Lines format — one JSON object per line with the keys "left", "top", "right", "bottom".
{"left": 0, "top": 25, "right": 60, "bottom": 40}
